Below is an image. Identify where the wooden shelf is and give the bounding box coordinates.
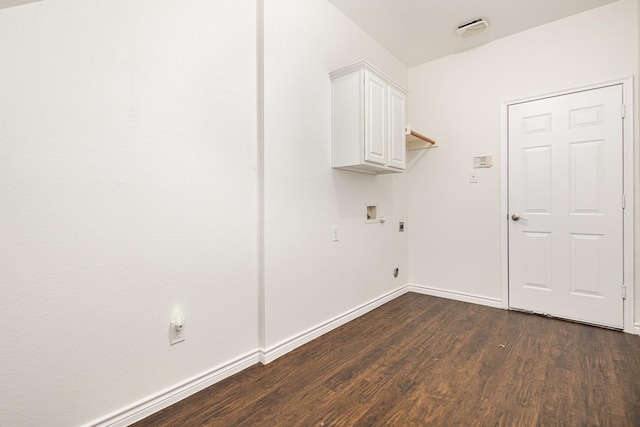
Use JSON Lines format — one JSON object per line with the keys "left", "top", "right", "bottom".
{"left": 405, "top": 125, "right": 437, "bottom": 150}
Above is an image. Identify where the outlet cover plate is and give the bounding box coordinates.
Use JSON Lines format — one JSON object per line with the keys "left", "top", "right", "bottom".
{"left": 170, "top": 321, "right": 185, "bottom": 345}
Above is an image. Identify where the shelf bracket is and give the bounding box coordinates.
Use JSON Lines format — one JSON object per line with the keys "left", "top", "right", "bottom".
{"left": 405, "top": 125, "right": 437, "bottom": 150}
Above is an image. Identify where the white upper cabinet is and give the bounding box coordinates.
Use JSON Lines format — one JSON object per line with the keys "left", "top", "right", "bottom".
{"left": 387, "top": 85, "right": 406, "bottom": 170}
{"left": 364, "top": 71, "right": 387, "bottom": 166}
{"left": 330, "top": 61, "right": 407, "bottom": 174}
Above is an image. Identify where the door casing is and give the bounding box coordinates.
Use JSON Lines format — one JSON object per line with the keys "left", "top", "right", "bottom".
{"left": 500, "top": 77, "right": 635, "bottom": 333}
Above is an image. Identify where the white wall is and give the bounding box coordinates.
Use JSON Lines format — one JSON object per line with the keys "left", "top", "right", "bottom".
{"left": 407, "top": 0, "right": 639, "bottom": 319}
{"left": 0, "top": 0, "right": 410, "bottom": 424}
{"left": 263, "top": 0, "right": 409, "bottom": 350}
{"left": 4, "top": 0, "right": 634, "bottom": 425}
{"left": 0, "top": 1, "right": 258, "bottom": 426}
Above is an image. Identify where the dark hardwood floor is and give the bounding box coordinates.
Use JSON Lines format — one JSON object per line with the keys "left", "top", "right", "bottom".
{"left": 133, "top": 293, "right": 640, "bottom": 426}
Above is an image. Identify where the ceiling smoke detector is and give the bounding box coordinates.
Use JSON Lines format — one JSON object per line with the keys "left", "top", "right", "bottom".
{"left": 456, "top": 18, "right": 490, "bottom": 38}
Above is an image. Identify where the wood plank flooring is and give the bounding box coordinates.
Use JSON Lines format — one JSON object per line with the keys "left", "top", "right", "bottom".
{"left": 133, "top": 293, "right": 640, "bottom": 426}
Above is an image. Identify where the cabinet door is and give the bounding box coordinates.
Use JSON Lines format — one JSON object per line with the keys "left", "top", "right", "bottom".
{"left": 364, "top": 71, "right": 387, "bottom": 165}
{"left": 387, "top": 86, "right": 406, "bottom": 170}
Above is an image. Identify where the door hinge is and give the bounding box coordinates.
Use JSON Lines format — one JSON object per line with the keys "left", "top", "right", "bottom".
{"left": 622, "top": 285, "right": 627, "bottom": 299}
{"left": 621, "top": 104, "right": 626, "bottom": 118}
{"left": 622, "top": 194, "right": 626, "bottom": 209}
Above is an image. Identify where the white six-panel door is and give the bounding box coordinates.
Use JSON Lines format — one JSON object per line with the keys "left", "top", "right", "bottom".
{"left": 508, "top": 85, "right": 624, "bottom": 328}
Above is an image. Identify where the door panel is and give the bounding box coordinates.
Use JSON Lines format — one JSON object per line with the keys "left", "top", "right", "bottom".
{"left": 387, "top": 86, "right": 406, "bottom": 170}
{"left": 570, "top": 140, "right": 604, "bottom": 213}
{"left": 508, "top": 85, "right": 623, "bottom": 328}
{"left": 522, "top": 231, "right": 552, "bottom": 290}
{"left": 364, "top": 71, "right": 386, "bottom": 165}
{"left": 569, "top": 233, "right": 603, "bottom": 297}
{"left": 522, "top": 146, "right": 552, "bottom": 213}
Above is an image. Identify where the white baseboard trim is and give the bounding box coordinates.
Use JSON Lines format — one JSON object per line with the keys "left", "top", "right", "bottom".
{"left": 259, "top": 286, "right": 409, "bottom": 364}
{"left": 407, "top": 284, "right": 503, "bottom": 309}
{"left": 84, "top": 350, "right": 260, "bottom": 427}
{"left": 85, "top": 286, "right": 412, "bottom": 426}
{"left": 86, "top": 285, "right": 504, "bottom": 425}
{"left": 83, "top": 284, "right": 628, "bottom": 426}
{"left": 634, "top": 322, "right": 640, "bottom": 336}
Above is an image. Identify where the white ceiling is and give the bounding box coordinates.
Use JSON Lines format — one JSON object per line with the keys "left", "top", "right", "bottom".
{"left": 0, "top": 0, "right": 619, "bottom": 66}
{"left": 0, "top": 0, "right": 42, "bottom": 9}
{"left": 327, "top": 0, "right": 619, "bottom": 67}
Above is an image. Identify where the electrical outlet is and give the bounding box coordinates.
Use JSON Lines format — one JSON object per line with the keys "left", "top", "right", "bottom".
{"left": 170, "top": 321, "right": 185, "bottom": 345}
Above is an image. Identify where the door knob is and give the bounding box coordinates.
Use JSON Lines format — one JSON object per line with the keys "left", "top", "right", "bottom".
{"left": 511, "top": 214, "right": 521, "bottom": 221}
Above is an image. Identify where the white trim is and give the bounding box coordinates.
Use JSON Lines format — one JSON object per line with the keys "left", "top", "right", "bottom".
{"left": 329, "top": 60, "right": 408, "bottom": 93}
{"left": 259, "top": 286, "right": 409, "bottom": 364}
{"left": 256, "top": 0, "right": 266, "bottom": 353}
{"left": 499, "top": 101, "right": 510, "bottom": 309}
{"left": 502, "top": 77, "right": 635, "bottom": 106}
{"left": 621, "top": 76, "right": 635, "bottom": 334}
{"left": 81, "top": 274, "right": 636, "bottom": 426}
{"left": 407, "top": 284, "right": 503, "bottom": 309}
{"left": 500, "top": 76, "right": 635, "bottom": 333}
{"left": 83, "top": 351, "right": 260, "bottom": 427}
{"left": 85, "top": 286, "right": 412, "bottom": 425}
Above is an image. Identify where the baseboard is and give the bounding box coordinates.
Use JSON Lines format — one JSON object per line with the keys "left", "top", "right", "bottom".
{"left": 85, "top": 286, "right": 411, "bottom": 426}
{"left": 259, "top": 286, "right": 409, "bottom": 364}
{"left": 635, "top": 322, "right": 640, "bottom": 336}
{"left": 84, "top": 351, "right": 260, "bottom": 427}
{"left": 84, "top": 285, "right": 629, "bottom": 426}
{"left": 82, "top": 284, "right": 503, "bottom": 425}
{"left": 86, "top": 284, "right": 503, "bottom": 425}
{"left": 407, "top": 284, "right": 503, "bottom": 309}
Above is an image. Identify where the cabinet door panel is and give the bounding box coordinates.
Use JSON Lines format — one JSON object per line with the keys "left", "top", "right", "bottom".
{"left": 387, "top": 86, "right": 406, "bottom": 170}
{"left": 364, "top": 71, "right": 387, "bottom": 165}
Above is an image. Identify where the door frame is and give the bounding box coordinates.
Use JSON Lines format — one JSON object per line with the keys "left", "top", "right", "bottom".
{"left": 499, "top": 76, "right": 635, "bottom": 333}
